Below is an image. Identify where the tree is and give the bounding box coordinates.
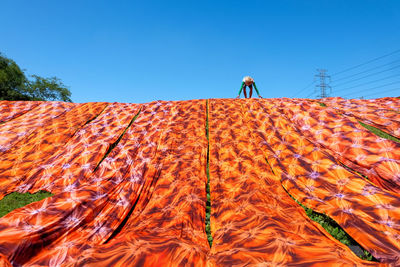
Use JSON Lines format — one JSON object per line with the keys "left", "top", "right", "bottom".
{"left": 0, "top": 54, "right": 29, "bottom": 100}
{"left": 0, "top": 53, "right": 72, "bottom": 102}
{"left": 26, "top": 75, "right": 72, "bottom": 102}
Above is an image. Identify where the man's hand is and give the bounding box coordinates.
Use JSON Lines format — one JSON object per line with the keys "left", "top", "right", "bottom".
{"left": 236, "top": 95, "right": 240, "bottom": 98}
{"left": 258, "top": 95, "right": 263, "bottom": 99}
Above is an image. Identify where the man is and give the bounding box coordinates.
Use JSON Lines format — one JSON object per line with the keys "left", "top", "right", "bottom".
{"left": 237, "top": 76, "right": 262, "bottom": 98}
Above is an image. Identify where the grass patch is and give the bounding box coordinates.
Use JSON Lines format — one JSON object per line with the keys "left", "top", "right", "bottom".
{"left": 317, "top": 102, "right": 327, "bottom": 107}
{"left": 281, "top": 186, "right": 376, "bottom": 261}
{"left": 264, "top": 159, "right": 375, "bottom": 261}
{"left": 358, "top": 121, "right": 400, "bottom": 143}
{"left": 0, "top": 191, "right": 53, "bottom": 218}
{"left": 205, "top": 100, "right": 213, "bottom": 247}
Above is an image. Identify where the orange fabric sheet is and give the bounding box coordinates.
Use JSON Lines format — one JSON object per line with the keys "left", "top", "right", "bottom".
{"left": 249, "top": 99, "right": 400, "bottom": 264}
{"left": 23, "top": 102, "right": 140, "bottom": 195}
{"left": 0, "top": 101, "right": 74, "bottom": 153}
{"left": 279, "top": 98, "right": 400, "bottom": 194}
{"left": 323, "top": 97, "right": 400, "bottom": 112}
{"left": 207, "top": 99, "right": 377, "bottom": 266}
{"left": 0, "top": 100, "right": 209, "bottom": 266}
{"left": 320, "top": 97, "right": 400, "bottom": 138}
{"left": 0, "top": 101, "right": 42, "bottom": 123}
{"left": 0, "top": 99, "right": 399, "bottom": 266}
{"left": 74, "top": 99, "right": 209, "bottom": 266}
{"left": 0, "top": 102, "right": 108, "bottom": 199}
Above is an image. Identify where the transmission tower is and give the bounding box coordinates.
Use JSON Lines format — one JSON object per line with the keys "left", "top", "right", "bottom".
{"left": 315, "top": 69, "right": 331, "bottom": 98}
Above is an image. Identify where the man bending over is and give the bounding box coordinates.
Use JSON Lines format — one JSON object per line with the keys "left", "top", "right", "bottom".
{"left": 237, "top": 76, "right": 262, "bottom": 98}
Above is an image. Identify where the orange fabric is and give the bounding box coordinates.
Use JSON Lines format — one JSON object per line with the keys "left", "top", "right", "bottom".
{"left": 73, "top": 99, "right": 209, "bottom": 266}
{"left": 320, "top": 97, "right": 400, "bottom": 111}
{"left": 207, "top": 99, "right": 377, "bottom": 266}
{"left": 320, "top": 97, "right": 400, "bottom": 138}
{"left": 0, "top": 254, "right": 11, "bottom": 267}
{"left": 0, "top": 100, "right": 209, "bottom": 266}
{"left": 0, "top": 101, "right": 42, "bottom": 123}
{"left": 0, "top": 102, "right": 108, "bottom": 199}
{"left": 248, "top": 99, "right": 400, "bottom": 264}
{"left": 24, "top": 102, "right": 140, "bottom": 195}
{"left": 0, "top": 99, "right": 399, "bottom": 266}
{"left": 0, "top": 101, "right": 76, "bottom": 154}
{"left": 0, "top": 101, "right": 159, "bottom": 265}
{"left": 279, "top": 98, "right": 400, "bottom": 194}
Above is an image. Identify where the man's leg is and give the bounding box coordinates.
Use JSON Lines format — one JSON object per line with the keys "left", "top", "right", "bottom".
{"left": 243, "top": 86, "right": 248, "bottom": 98}
{"left": 249, "top": 85, "right": 253, "bottom": 98}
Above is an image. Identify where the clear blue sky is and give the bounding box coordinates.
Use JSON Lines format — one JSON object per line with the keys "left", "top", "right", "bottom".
{"left": 2, "top": 0, "right": 400, "bottom": 103}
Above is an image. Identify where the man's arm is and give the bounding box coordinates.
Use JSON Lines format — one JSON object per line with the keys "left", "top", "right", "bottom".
{"left": 238, "top": 82, "right": 245, "bottom": 97}
{"left": 253, "top": 82, "right": 262, "bottom": 98}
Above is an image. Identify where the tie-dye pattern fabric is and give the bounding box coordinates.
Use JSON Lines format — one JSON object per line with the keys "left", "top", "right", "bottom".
{"left": 207, "top": 99, "right": 376, "bottom": 266}
{"left": 0, "top": 101, "right": 42, "bottom": 123}
{"left": 251, "top": 99, "right": 400, "bottom": 264}
{"left": 320, "top": 97, "right": 400, "bottom": 138}
{"left": 23, "top": 102, "right": 140, "bottom": 195}
{"left": 0, "top": 101, "right": 75, "bottom": 153}
{"left": 0, "top": 99, "right": 399, "bottom": 266}
{"left": 0, "top": 102, "right": 108, "bottom": 199}
{"left": 278, "top": 98, "right": 400, "bottom": 194}
{"left": 74, "top": 100, "right": 209, "bottom": 267}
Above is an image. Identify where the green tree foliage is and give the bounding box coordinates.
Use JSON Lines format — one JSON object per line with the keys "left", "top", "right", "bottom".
{"left": 0, "top": 53, "right": 72, "bottom": 102}
{"left": 0, "top": 54, "right": 28, "bottom": 100}
{"left": 26, "top": 75, "right": 72, "bottom": 102}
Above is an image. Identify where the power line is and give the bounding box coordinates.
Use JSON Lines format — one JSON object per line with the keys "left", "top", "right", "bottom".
{"left": 305, "top": 90, "right": 316, "bottom": 98}
{"left": 333, "top": 73, "right": 400, "bottom": 94}
{"left": 293, "top": 80, "right": 316, "bottom": 97}
{"left": 331, "top": 64, "right": 400, "bottom": 87}
{"left": 362, "top": 87, "right": 400, "bottom": 98}
{"left": 331, "top": 58, "right": 400, "bottom": 83}
{"left": 331, "top": 48, "right": 400, "bottom": 76}
{"left": 340, "top": 80, "right": 400, "bottom": 97}
{"left": 300, "top": 49, "right": 400, "bottom": 99}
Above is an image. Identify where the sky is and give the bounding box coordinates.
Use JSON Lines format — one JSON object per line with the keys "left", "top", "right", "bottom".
{"left": 1, "top": 0, "right": 400, "bottom": 103}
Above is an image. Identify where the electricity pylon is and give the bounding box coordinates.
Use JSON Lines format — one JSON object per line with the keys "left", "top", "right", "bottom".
{"left": 315, "top": 69, "right": 331, "bottom": 98}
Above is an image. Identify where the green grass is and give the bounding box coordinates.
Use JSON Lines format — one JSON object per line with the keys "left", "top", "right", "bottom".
{"left": 0, "top": 191, "right": 53, "bottom": 218}
{"left": 263, "top": 157, "right": 376, "bottom": 261}
{"left": 304, "top": 207, "right": 375, "bottom": 261}
{"left": 205, "top": 100, "right": 213, "bottom": 247}
{"left": 317, "top": 102, "right": 327, "bottom": 107}
{"left": 282, "top": 186, "right": 376, "bottom": 261}
{"left": 358, "top": 121, "right": 400, "bottom": 143}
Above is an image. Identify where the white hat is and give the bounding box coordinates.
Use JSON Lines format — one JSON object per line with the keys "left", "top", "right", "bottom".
{"left": 242, "top": 76, "right": 254, "bottom": 86}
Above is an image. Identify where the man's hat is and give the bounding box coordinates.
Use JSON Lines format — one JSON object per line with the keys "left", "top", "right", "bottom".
{"left": 242, "top": 76, "right": 254, "bottom": 86}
